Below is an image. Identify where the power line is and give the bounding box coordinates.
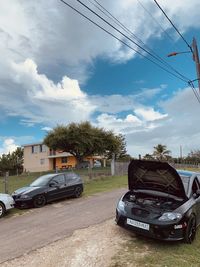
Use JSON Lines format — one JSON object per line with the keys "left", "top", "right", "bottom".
{"left": 59, "top": 0, "right": 188, "bottom": 82}
{"left": 59, "top": 0, "right": 200, "bottom": 105}
{"left": 86, "top": 0, "right": 190, "bottom": 82}
{"left": 74, "top": 0, "right": 190, "bottom": 82}
{"left": 188, "top": 81, "right": 200, "bottom": 104}
{"left": 137, "top": 0, "right": 174, "bottom": 43}
{"left": 153, "top": 0, "right": 193, "bottom": 52}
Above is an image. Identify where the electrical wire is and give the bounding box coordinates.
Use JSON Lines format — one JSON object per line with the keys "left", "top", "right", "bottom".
{"left": 59, "top": 0, "right": 200, "bottom": 105}
{"left": 75, "top": 0, "right": 191, "bottom": 82}
{"left": 86, "top": 0, "right": 190, "bottom": 82}
{"left": 137, "top": 0, "right": 175, "bottom": 43}
{"left": 188, "top": 81, "right": 200, "bottom": 104}
{"left": 59, "top": 0, "right": 188, "bottom": 82}
{"left": 153, "top": 0, "right": 193, "bottom": 52}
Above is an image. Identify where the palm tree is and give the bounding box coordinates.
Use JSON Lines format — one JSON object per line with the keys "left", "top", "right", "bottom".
{"left": 153, "top": 144, "right": 171, "bottom": 161}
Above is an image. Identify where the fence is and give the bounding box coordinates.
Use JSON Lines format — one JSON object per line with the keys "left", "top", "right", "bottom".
{"left": 0, "top": 167, "right": 112, "bottom": 194}
{"left": 114, "top": 161, "right": 130, "bottom": 176}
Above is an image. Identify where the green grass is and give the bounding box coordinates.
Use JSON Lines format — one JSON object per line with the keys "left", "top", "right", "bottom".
{"left": 84, "top": 175, "right": 127, "bottom": 196}
{"left": 111, "top": 230, "right": 200, "bottom": 267}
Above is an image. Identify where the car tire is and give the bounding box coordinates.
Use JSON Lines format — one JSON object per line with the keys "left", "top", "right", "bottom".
{"left": 184, "top": 215, "right": 196, "bottom": 244}
{"left": 0, "top": 202, "right": 5, "bottom": 218}
{"left": 33, "top": 195, "right": 46, "bottom": 208}
{"left": 74, "top": 186, "right": 83, "bottom": 198}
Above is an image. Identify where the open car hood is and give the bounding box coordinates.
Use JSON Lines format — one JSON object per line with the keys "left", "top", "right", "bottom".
{"left": 128, "top": 160, "right": 187, "bottom": 199}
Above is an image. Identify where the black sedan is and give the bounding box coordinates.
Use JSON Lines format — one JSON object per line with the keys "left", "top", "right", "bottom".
{"left": 116, "top": 159, "right": 200, "bottom": 243}
{"left": 12, "top": 172, "right": 83, "bottom": 208}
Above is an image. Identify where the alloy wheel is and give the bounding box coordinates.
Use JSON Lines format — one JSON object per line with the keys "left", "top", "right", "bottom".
{"left": 33, "top": 195, "right": 46, "bottom": 208}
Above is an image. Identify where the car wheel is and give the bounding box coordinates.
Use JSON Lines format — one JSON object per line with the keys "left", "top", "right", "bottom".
{"left": 74, "top": 186, "right": 83, "bottom": 198}
{"left": 0, "top": 202, "right": 5, "bottom": 218}
{"left": 184, "top": 215, "right": 196, "bottom": 244}
{"left": 33, "top": 195, "right": 46, "bottom": 208}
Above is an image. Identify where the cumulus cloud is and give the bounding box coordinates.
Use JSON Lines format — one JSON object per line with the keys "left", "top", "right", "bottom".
{"left": 41, "top": 127, "right": 53, "bottom": 132}
{"left": 0, "top": 59, "right": 96, "bottom": 126}
{"left": 1, "top": 0, "right": 199, "bottom": 83}
{"left": 1, "top": 0, "right": 200, "bottom": 157}
{"left": 134, "top": 107, "right": 168, "bottom": 121}
{"left": 0, "top": 139, "right": 18, "bottom": 156}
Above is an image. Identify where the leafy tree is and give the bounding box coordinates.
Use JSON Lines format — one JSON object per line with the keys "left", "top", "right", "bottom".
{"left": 44, "top": 122, "right": 127, "bottom": 166}
{"left": 153, "top": 144, "right": 171, "bottom": 161}
{"left": 0, "top": 147, "right": 24, "bottom": 176}
{"left": 184, "top": 150, "right": 200, "bottom": 164}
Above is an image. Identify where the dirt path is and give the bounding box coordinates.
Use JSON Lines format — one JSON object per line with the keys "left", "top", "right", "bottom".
{"left": 0, "top": 188, "right": 126, "bottom": 263}
{"left": 1, "top": 219, "right": 132, "bottom": 267}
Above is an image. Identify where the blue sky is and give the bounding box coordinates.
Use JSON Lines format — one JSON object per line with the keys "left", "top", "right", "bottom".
{"left": 1, "top": 0, "right": 200, "bottom": 157}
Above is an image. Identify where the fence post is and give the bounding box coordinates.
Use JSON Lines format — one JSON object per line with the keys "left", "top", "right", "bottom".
{"left": 4, "top": 171, "right": 9, "bottom": 194}
{"left": 111, "top": 153, "right": 115, "bottom": 176}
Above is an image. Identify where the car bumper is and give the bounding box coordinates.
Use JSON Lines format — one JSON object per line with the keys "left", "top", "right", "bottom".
{"left": 116, "top": 209, "right": 185, "bottom": 241}
{"left": 13, "top": 198, "right": 33, "bottom": 208}
{"left": 5, "top": 201, "right": 15, "bottom": 210}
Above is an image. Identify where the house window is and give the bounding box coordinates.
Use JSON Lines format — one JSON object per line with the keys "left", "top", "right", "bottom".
{"left": 40, "top": 158, "right": 45, "bottom": 165}
{"left": 61, "top": 157, "right": 67, "bottom": 163}
{"left": 32, "top": 145, "right": 39, "bottom": 153}
{"left": 40, "top": 144, "right": 46, "bottom": 153}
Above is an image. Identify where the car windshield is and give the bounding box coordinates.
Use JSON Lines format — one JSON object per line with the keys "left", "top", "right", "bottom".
{"left": 30, "top": 174, "right": 53, "bottom": 187}
{"left": 177, "top": 171, "right": 194, "bottom": 194}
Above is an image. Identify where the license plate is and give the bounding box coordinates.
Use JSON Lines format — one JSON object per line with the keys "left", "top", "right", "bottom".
{"left": 127, "top": 218, "right": 150, "bottom": 231}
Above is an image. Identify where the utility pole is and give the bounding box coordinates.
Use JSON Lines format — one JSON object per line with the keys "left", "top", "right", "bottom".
{"left": 192, "top": 37, "right": 200, "bottom": 93}
{"left": 180, "top": 145, "right": 182, "bottom": 163}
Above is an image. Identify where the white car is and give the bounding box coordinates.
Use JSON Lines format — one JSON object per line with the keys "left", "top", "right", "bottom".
{"left": 0, "top": 193, "right": 15, "bottom": 218}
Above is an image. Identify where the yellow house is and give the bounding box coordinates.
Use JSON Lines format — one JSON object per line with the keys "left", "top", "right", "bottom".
{"left": 23, "top": 142, "right": 103, "bottom": 173}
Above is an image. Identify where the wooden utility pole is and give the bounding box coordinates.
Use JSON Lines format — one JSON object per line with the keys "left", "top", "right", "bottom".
{"left": 192, "top": 37, "right": 200, "bottom": 93}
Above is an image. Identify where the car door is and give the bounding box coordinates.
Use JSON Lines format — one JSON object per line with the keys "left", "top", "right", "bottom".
{"left": 64, "top": 173, "right": 78, "bottom": 196}
{"left": 191, "top": 177, "right": 200, "bottom": 225}
{"left": 47, "top": 174, "right": 66, "bottom": 201}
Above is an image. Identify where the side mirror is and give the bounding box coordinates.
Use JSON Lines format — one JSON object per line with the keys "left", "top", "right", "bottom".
{"left": 193, "top": 189, "right": 200, "bottom": 198}
{"left": 49, "top": 181, "right": 58, "bottom": 187}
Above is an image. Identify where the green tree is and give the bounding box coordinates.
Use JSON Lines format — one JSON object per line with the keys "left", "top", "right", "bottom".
{"left": 0, "top": 147, "right": 24, "bottom": 175}
{"left": 44, "top": 122, "right": 127, "bottom": 165}
{"left": 153, "top": 144, "right": 171, "bottom": 161}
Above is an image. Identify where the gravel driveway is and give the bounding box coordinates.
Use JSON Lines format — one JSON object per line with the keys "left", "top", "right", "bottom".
{"left": 0, "top": 188, "right": 126, "bottom": 264}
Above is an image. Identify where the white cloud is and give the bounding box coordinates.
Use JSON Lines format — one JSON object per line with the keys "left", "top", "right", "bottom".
{"left": 0, "top": 0, "right": 199, "bottom": 83}
{"left": 0, "top": 59, "right": 96, "bottom": 126}
{"left": 41, "top": 127, "right": 53, "bottom": 132}
{"left": 134, "top": 107, "right": 168, "bottom": 121}
{"left": 0, "top": 139, "right": 18, "bottom": 156}
{"left": 96, "top": 113, "right": 142, "bottom": 133}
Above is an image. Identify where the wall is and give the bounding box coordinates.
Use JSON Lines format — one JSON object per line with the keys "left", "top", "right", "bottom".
{"left": 24, "top": 145, "right": 52, "bottom": 172}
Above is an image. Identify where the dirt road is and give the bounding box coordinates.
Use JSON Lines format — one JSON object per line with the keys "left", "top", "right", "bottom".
{"left": 1, "top": 219, "right": 133, "bottom": 267}
{"left": 0, "top": 188, "right": 126, "bottom": 264}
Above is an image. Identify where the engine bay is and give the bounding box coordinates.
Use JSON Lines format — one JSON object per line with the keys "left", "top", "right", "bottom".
{"left": 123, "top": 191, "right": 183, "bottom": 217}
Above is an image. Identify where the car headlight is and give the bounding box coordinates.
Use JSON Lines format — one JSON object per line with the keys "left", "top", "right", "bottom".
{"left": 117, "top": 200, "right": 125, "bottom": 212}
{"left": 20, "top": 195, "right": 30, "bottom": 199}
{"left": 158, "top": 212, "right": 182, "bottom": 221}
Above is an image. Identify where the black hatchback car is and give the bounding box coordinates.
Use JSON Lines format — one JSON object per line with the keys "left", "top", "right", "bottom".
{"left": 12, "top": 172, "right": 83, "bottom": 208}
{"left": 116, "top": 160, "right": 200, "bottom": 243}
